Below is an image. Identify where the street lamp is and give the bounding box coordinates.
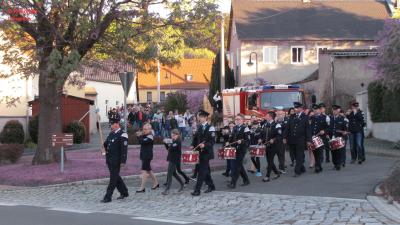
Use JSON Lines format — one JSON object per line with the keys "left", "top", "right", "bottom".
{"left": 164, "top": 72, "right": 172, "bottom": 94}
{"left": 247, "top": 52, "right": 258, "bottom": 79}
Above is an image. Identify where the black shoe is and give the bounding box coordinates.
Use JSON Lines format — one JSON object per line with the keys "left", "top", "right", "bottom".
{"left": 101, "top": 199, "right": 111, "bottom": 203}
{"left": 272, "top": 174, "right": 280, "bottom": 180}
{"left": 262, "top": 177, "right": 270, "bottom": 182}
{"left": 184, "top": 180, "right": 190, "bottom": 184}
{"left": 247, "top": 170, "right": 256, "bottom": 174}
{"left": 227, "top": 183, "right": 236, "bottom": 189}
{"left": 293, "top": 173, "right": 300, "bottom": 177}
{"left": 335, "top": 166, "right": 341, "bottom": 171}
{"left": 136, "top": 189, "right": 145, "bottom": 193}
{"left": 191, "top": 190, "right": 200, "bottom": 196}
{"left": 116, "top": 194, "right": 129, "bottom": 200}
{"left": 362, "top": 158, "right": 366, "bottom": 162}
{"left": 358, "top": 160, "right": 362, "bottom": 164}
{"left": 190, "top": 175, "right": 197, "bottom": 179}
{"left": 222, "top": 172, "right": 229, "bottom": 177}
{"left": 342, "top": 163, "right": 346, "bottom": 167}
{"left": 161, "top": 190, "right": 169, "bottom": 195}
{"left": 177, "top": 185, "right": 184, "bottom": 193}
{"left": 290, "top": 163, "right": 294, "bottom": 167}
{"left": 163, "top": 183, "right": 167, "bottom": 186}
{"left": 241, "top": 181, "right": 250, "bottom": 186}
{"left": 350, "top": 160, "right": 356, "bottom": 164}
{"left": 151, "top": 184, "right": 160, "bottom": 190}
{"left": 204, "top": 186, "right": 215, "bottom": 193}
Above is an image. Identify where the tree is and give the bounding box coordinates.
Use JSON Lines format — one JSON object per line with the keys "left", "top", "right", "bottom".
{"left": 370, "top": 19, "right": 400, "bottom": 91}
{"left": 0, "top": 0, "right": 217, "bottom": 165}
{"left": 208, "top": 52, "right": 235, "bottom": 105}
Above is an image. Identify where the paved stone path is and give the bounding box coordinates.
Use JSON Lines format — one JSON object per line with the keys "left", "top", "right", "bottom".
{"left": 0, "top": 184, "right": 397, "bottom": 225}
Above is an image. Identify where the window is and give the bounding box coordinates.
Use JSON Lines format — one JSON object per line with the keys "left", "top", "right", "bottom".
{"left": 263, "top": 46, "right": 278, "bottom": 64}
{"left": 291, "top": 46, "right": 305, "bottom": 64}
{"left": 146, "top": 92, "right": 152, "bottom": 102}
{"left": 261, "top": 91, "right": 303, "bottom": 109}
{"left": 317, "top": 46, "right": 328, "bottom": 62}
{"left": 160, "top": 92, "right": 166, "bottom": 102}
{"left": 247, "top": 93, "right": 258, "bottom": 110}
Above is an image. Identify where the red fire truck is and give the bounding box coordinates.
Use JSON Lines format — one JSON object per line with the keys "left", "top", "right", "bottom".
{"left": 221, "top": 84, "right": 306, "bottom": 119}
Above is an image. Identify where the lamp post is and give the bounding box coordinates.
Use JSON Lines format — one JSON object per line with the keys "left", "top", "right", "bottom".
{"left": 247, "top": 52, "right": 258, "bottom": 79}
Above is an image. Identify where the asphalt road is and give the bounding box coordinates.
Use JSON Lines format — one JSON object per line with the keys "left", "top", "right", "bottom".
{"left": 0, "top": 205, "right": 210, "bottom": 225}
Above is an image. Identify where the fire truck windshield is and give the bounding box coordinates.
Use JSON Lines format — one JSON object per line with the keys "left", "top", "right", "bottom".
{"left": 260, "top": 91, "right": 303, "bottom": 109}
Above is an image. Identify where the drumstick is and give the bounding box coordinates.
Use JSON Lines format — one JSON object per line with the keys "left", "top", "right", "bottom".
{"left": 225, "top": 139, "right": 243, "bottom": 147}
{"left": 192, "top": 142, "right": 205, "bottom": 151}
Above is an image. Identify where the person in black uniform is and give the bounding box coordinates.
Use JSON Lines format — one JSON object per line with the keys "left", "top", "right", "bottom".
{"left": 137, "top": 123, "right": 159, "bottom": 193}
{"left": 162, "top": 129, "right": 185, "bottom": 195}
{"left": 310, "top": 104, "right": 328, "bottom": 173}
{"left": 275, "top": 108, "right": 287, "bottom": 173}
{"left": 101, "top": 118, "right": 129, "bottom": 203}
{"left": 283, "top": 102, "right": 311, "bottom": 177}
{"left": 346, "top": 102, "right": 366, "bottom": 164}
{"left": 249, "top": 121, "right": 263, "bottom": 177}
{"left": 319, "top": 103, "right": 331, "bottom": 163}
{"left": 262, "top": 111, "right": 282, "bottom": 182}
{"left": 190, "top": 110, "right": 216, "bottom": 196}
{"left": 286, "top": 108, "right": 296, "bottom": 167}
{"left": 227, "top": 114, "right": 251, "bottom": 189}
{"left": 222, "top": 121, "right": 236, "bottom": 177}
{"left": 329, "top": 105, "right": 348, "bottom": 170}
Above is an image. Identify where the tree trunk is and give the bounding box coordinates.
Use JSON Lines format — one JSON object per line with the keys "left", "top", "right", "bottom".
{"left": 32, "top": 68, "right": 63, "bottom": 165}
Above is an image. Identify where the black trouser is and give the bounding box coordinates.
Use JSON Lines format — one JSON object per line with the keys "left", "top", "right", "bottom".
{"left": 192, "top": 164, "right": 199, "bottom": 178}
{"left": 277, "top": 142, "right": 285, "bottom": 170}
{"left": 105, "top": 164, "right": 128, "bottom": 200}
{"left": 288, "top": 142, "right": 306, "bottom": 175}
{"left": 332, "top": 148, "right": 343, "bottom": 169}
{"left": 322, "top": 136, "right": 330, "bottom": 161}
{"left": 231, "top": 151, "right": 250, "bottom": 185}
{"left": 176, "top": 160, "right": 190, "bottom": 182}
{"left": 165, "top": 162, "right": 183, "bottom": 190}
{"left": 265, "top": 145, "right": 279, "bottom": 177}
{"left": 194, "top": 158, "right": 214, "bottom": 191}
{"left": 250, "top": 157, "right": 261, "bottom": 172}
{"left": 312, "top": 146, "right": 324, "bottom": 172}
{"left": 289, "top": 144, "right": 296, "bottom": 164}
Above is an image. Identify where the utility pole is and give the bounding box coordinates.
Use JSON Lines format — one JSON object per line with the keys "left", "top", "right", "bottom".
{"left": 220, "top": 14, "right": 225, "bottom": 90}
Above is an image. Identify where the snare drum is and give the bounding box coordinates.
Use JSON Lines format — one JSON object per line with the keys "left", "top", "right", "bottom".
{"left": 308, "top": 143, "right": 317, "bottom": 151}
{"left": 181, "top": 151, "right": 199, "bottom": 165}
{"left": 218, "top": 148, "right": 225, "bottom": 160}
{"left": 223, "top": 147, "right": 236, "bottom": 159}
{"left": 329, "top": 137, "right": 345, "bottom": 151}
{"left": 249, "top": 145, "right": 265, "bottom": 157}
{"left": 312, "top": 136, "right": 324, "bottom": 149}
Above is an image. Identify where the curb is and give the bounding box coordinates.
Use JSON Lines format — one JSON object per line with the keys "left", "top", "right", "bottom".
{"left": 367, "top": 184, "right": 400, "bottom": 223}
{"left": 35, "top": 165, "right": 225, "bottom": 189}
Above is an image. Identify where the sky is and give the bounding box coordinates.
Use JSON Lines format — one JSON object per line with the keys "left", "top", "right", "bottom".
{"left": 218, "top": 0, "right": 232, "bottom": 13}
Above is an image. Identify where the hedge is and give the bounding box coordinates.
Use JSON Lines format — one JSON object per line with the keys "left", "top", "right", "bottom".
{"left": 368, "top": 81, "right": 400, "bottom": 122}
{"left": 0, "top": 144, "right": 24, "bottom": 164}
{"left": 65, "top": 121, "right": 86, "bottom": 144}
{"left": 0, "top": 120, "right": 25, "bottom": 144}
{"left": 29, "top": 116, "right": 39, "bottom": 144}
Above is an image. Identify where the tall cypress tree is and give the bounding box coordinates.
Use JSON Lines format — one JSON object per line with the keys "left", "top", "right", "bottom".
{"left": 208, "top": 52, "right": 235, "bottom": 105}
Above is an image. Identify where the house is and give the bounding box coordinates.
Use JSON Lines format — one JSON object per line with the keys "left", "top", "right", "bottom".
{"left": 227, "top": 0, "right": 391, "bottom": 85}
{"left": 83, "top": 59, "right": 213, "bottom": 122}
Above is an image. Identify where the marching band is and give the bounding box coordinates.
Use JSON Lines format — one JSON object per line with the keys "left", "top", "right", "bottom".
{"left": 101, "top": 101, "right": 366, "bottom": 202}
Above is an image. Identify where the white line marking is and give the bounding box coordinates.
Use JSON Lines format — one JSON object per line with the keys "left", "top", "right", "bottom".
{"left": 0, "top": 202, "right": 18, "bottom": 206}
{"left": 48, "top": 207, "right": 92, "bottom": 214}
{"left": 132, "top": 217, "right": 193, "bottom": 224}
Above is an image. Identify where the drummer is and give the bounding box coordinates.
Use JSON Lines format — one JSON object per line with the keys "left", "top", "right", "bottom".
{"left": 249, "top": 121, "right": 263, "bottom": 177}
{"left": 190, "top": 110, "right": 216, "bottom": 196}
{"left": 227, "top": 114, "right": 251, "bottom": 189}
{"left": 262, "top": 111, "right": 282, "bottom": 182}
{"left": 310, "top": 104, "right": 328, "bottom": 173}
{"left": 329, "top": 105, "right": 348, "bottom": 170}
{"left": 222, "top": 121, "right": 236, "bottom": 178}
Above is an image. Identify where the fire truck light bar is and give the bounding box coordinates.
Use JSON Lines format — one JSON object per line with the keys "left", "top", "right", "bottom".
{"left": 263, "top": 84, "right": 300, "bottom": 90}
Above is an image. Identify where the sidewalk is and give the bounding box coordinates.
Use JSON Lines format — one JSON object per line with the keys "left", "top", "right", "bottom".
{"left": 365, "top": 138, "right": 400, "bottom": 158}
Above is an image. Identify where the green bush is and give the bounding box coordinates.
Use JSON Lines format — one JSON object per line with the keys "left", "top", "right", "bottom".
{"left": 0, "top": 120, "right": 25, "bottom": 144}
{"left": 65, "top": 121, "right": 86, "bottom": 144}
{"left": 0, "top": 144, "right": 24, "bottom": 164}
{"left": 28, "top": 116, "right": 39, "bottom": 144}
{"left": 368, "top": 81, "right": 400, "bottom": 122}
{"left": 164, "top": 92, "right": 188, "bottom": 114}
